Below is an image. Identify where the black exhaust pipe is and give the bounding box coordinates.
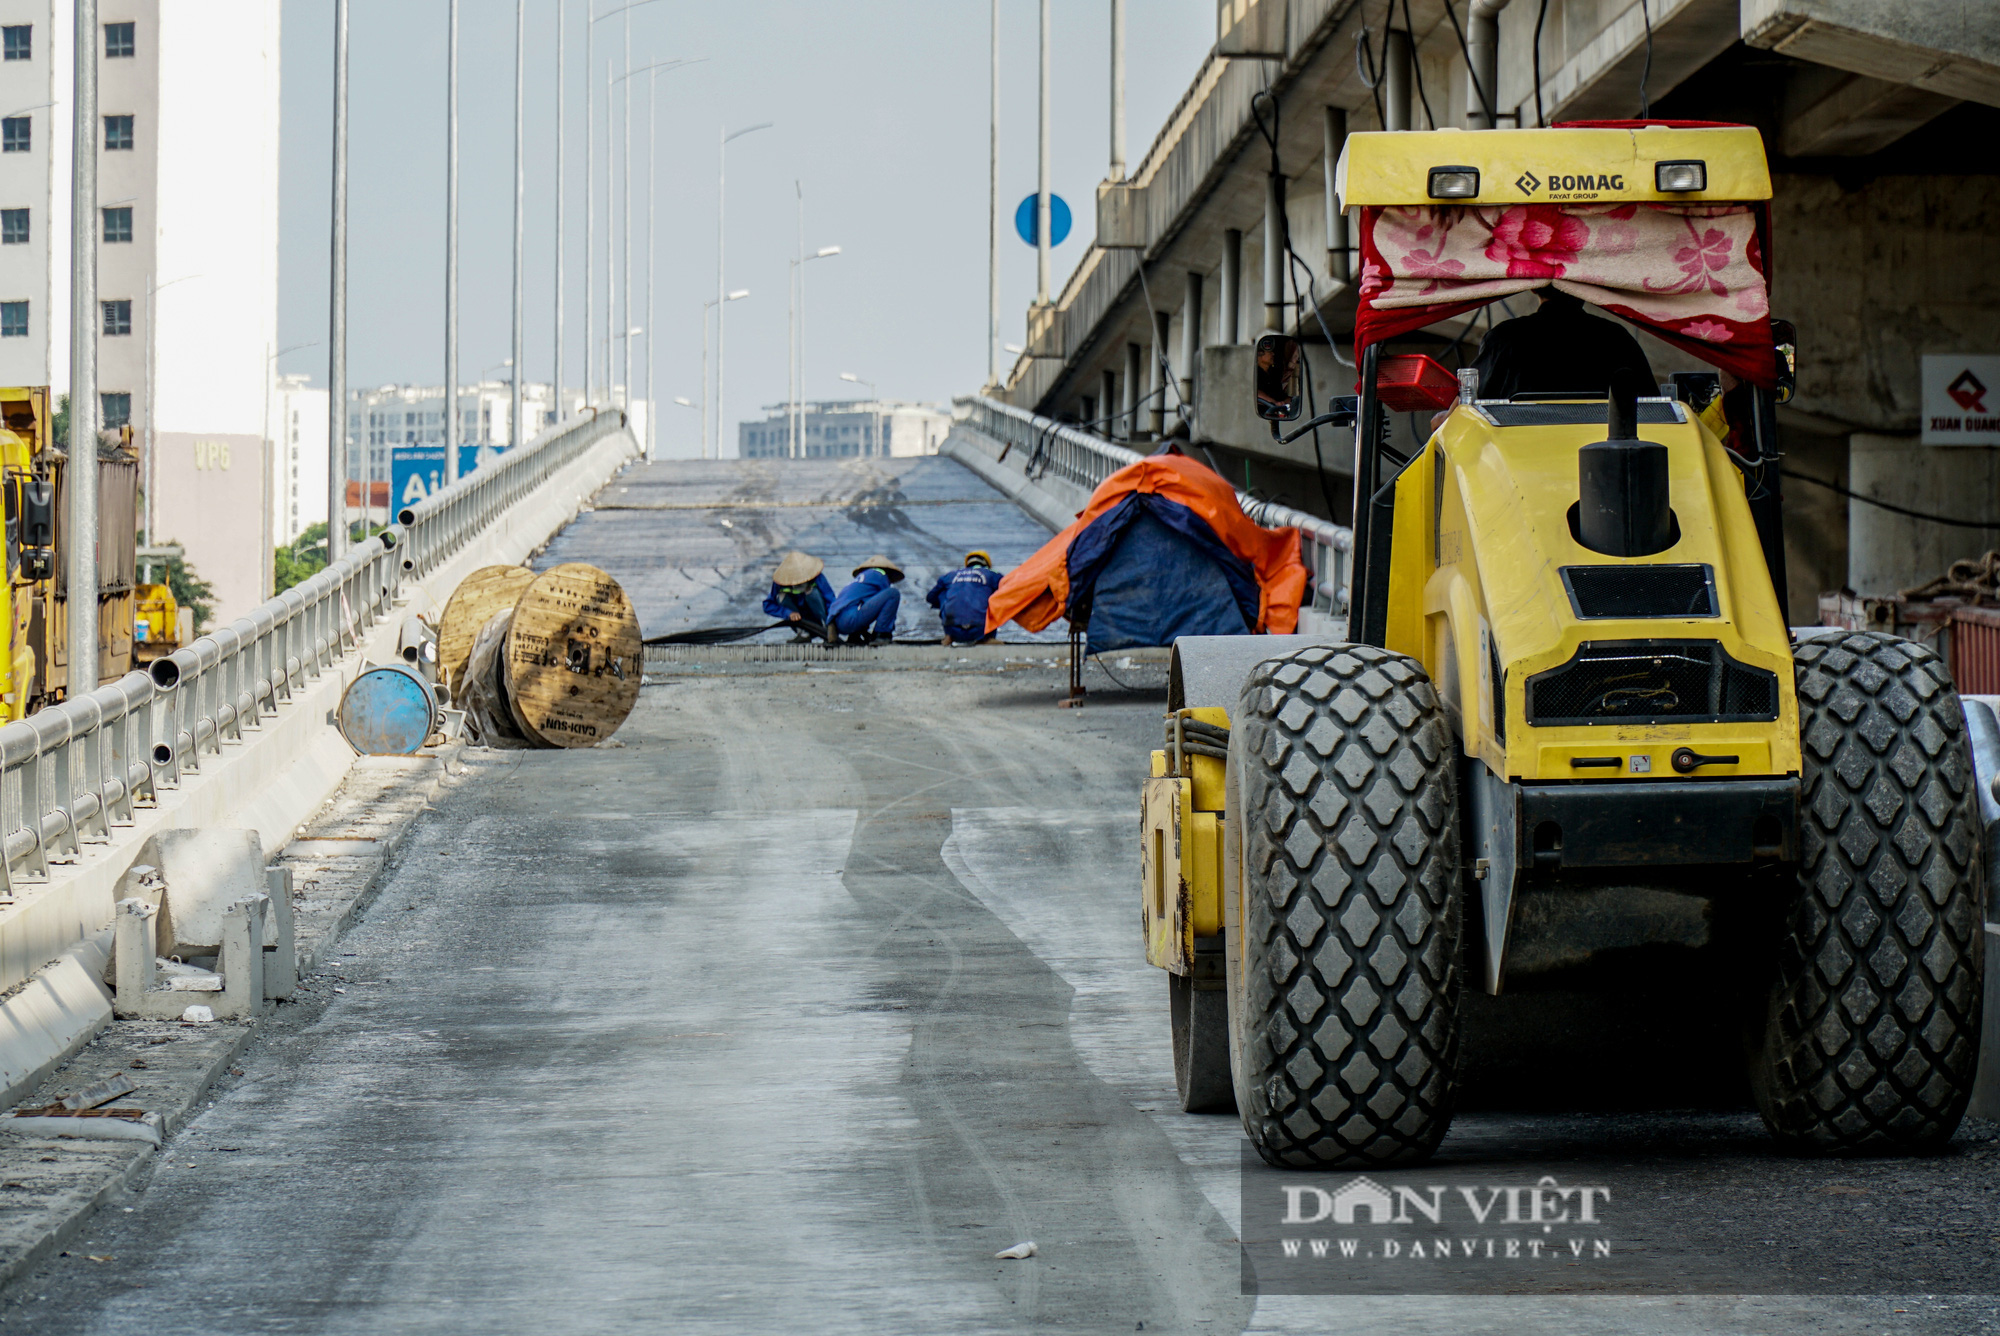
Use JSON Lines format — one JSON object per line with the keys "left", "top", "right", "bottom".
{"left": 1577, "top": 368, "right": 1673, "bottom": 557}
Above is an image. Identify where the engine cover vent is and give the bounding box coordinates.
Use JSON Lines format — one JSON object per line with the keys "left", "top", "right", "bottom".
{"left": 1561, "top": 564, "right": 1718, "bottom": 619}
{"left": 1526, "top": 639, "right": 1778, "bottom": 727}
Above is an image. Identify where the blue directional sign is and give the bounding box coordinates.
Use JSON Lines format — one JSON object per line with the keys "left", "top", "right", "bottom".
{"left": 1014, "top": 193, "right": 1072, "bottom": 247}
{"left": 390, "top": 443, "right": 511, "bottom": 511}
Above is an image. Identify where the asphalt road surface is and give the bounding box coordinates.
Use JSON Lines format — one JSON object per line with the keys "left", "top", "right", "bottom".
{"left": 5, "top": 658, "right": 1994, "bottom": 1334}
{"left": 537, "top": 455, "right": 1066, "bottom": 642}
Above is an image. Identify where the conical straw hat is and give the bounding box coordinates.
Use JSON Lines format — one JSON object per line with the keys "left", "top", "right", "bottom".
{"left": 773, "top": 551, "right": 823, "bottom": 586}
{"left": 853, "top": 555, "right": 905, "bottom": 582}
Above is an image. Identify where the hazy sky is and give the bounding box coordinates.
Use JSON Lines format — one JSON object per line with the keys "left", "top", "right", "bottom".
{"left": 277, "top": 1, "right": 1215, "bottom": 457}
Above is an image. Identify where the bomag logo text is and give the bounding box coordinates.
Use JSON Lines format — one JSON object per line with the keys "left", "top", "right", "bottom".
{"left": 1526, "top": 170, "right": 1625, "bottom": 197}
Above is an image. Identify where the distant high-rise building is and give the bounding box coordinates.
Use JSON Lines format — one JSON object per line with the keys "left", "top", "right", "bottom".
{"left": 272, "top": 373, "right": 327, "bottom": 546}
{"left": 0, "top": 3, "right": 280, "bottom": 617}
{"left": 739, "top": 399, "right": 950, "bottom": 460}
{"left": 342, "top": 383, "right": 634, "bottom": 522}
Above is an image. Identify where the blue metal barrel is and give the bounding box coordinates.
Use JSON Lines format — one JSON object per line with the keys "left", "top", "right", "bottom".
{"left": 337, "top": 664, "right": 439, "bottom": 755}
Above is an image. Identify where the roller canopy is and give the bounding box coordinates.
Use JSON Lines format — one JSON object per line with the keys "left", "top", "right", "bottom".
{"left": 1337, "top": 123, "right": 1779, "bottom": 386}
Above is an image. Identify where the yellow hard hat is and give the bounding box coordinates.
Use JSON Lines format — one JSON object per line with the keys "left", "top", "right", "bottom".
{"left": 964, "top": 550, "right": 992, "bottom": 569}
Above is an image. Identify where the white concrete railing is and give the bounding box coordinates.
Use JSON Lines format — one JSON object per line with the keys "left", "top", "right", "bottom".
{"left": 954, "top": 394, "right": 1352, "bottom": 625}
{"left": 0, "top": 408, "right": 625, "bottom": 895}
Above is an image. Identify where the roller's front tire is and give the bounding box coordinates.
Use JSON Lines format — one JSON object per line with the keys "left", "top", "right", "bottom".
{"left": 1230, "top": 645, "right": 1464, "bottom": 1168}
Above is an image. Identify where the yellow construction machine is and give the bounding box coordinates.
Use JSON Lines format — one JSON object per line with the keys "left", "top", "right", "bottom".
{"left": 1142, "top": 124, "right": 1984, "bottom": 1165}
{"left": 0, "top": 387, "right": 171, "bottom": 721}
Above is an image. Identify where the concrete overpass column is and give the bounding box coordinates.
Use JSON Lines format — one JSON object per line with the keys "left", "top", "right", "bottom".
{"left": 1384, "top": 29, "right": 1414, "bottom": 132}
{"left": 1324, "top": 108, "right": 1349, "bottom": 284}
{"left": 1263, "top": 173, "right": 1285, "bottom": 331}
{"left": 1220, "top": 229, "right": 1242, "bottom": 343}
{"left": 1101, "top": 368, "right": 1118, "bottom": 435}
{"left": 1466, "top": 0, "right": 1511, "bottom": 130}
{"left": 1151, "top": 310, "right": 1171, "bottom": 436}
{"left": 1123, "top": 341, "right": 1143, "bottom": 439}
{"left": 1181, "top": 271, "right": 1203, "bottom": 409}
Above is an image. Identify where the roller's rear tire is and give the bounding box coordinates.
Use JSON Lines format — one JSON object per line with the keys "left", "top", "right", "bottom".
{"left": 1751, "top": 632, "right": 1986, "bottom": 1153}
{"left": 1170, "top": 973, "right": 1235, "bottom": 1113}
{"left": 1229, "top": 645, "right": 1464, "bottom": 1168}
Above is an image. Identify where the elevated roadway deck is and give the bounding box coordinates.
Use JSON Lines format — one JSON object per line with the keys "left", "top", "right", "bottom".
{"left": 537, "top": 456, "right": 1067, "bottom": 643}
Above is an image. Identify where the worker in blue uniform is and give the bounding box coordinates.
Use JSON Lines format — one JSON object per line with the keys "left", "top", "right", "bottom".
{"left": 825, "top": 555, "right": 904, "bottom": 645}
{"left": 926, "top": 550, "right": 1003, "bottom": 645}
{"left": 763, "top": 551, "right": 836, "bottom": 641}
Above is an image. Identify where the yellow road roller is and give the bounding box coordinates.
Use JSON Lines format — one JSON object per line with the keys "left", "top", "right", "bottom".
{"left": 1142, "top": 123, "right": 1984, "bottom": 1166}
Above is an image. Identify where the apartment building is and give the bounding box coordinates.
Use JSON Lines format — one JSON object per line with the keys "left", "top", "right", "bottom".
{"left": 272, "top": 373, "right": 326, "bottom": 546}
{"left": 0, "top": 2, "right": 278, "bottom": 617}
{"left": 738, "top": 400, "right": 951, "bottom": 460}
{"left": 342, "top": 383, "right": 631, "bottom": 524}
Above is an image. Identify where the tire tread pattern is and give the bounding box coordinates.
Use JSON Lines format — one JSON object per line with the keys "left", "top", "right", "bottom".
{"left": 1758, "top": 631, "right": 1986, "bottom": 1152}
{"left": 1235, "top": 645, "right": 1462, "bottom": 1168}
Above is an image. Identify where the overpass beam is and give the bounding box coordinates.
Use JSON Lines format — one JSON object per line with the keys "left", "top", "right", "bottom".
{"left": 1324, "top": 108, "right": 1349, "bottom": 284}
{"left": 1123, "top": 341, "right": 1142, "bottom": 440}
{"left": 1384, "top": 28, "right": 1414, "bottom": 131}
{"left": 1181, "top": 272, "right": 1202, "bottom": 409}
{"left": 1150, "top": 309, "right": 1171, "bottom": 436}
{"left": 1220, "top": 229, "right": 1242, "bottom": 344}
{"left": 1262, "top": 172, "right": 1285, "bottom": 331}
{"left": 1467, "top": 0, "right": 1512, "bottom": 129}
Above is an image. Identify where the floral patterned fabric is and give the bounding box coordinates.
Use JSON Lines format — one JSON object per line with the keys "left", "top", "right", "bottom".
{"left": 1355, "top": 202, "right": 1776, "bottom": 385}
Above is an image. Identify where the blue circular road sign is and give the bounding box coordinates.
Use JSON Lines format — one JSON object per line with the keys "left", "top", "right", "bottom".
{"left": 1014, "top": 193, "right": 1072, "bottom": 247}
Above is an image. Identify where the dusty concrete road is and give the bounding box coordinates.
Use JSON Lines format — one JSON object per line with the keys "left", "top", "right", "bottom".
{"left": 3, "top": 663, "right": 1994, "bottom": 1334}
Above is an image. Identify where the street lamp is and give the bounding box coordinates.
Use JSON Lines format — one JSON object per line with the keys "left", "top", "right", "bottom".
{"left": 789, "top": 225, "right": 840, "bottom": 460}
{"left": 701, "top": 289, "right": 748, "bottom": 460}
{"left": 839, "top": 372, "right": 882, "bottom": 458}
{"left": 614, "top": 58, "right": 704, "bottom": 461}
{"left": 716, "top": 121, "right": 772, "bottom": 460}
{"left": 586, "top": 0, "right": 666, "bottom": 405}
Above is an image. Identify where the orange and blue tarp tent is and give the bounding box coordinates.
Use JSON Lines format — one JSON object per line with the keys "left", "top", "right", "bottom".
{"left": 985, "top": 452, "right": 1309, "bottom": 653}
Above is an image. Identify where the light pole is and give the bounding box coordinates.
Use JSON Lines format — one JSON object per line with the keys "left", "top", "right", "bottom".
{"left": 327, "top": 0, "right": 349, "bottom": 559}
{"left": 701, "top": 289, "right": 747, "bottom": 460}
{"left": 511, "top": 0, "right": 526, "bottom": 451}
{"left": 715, "top": 121, "right": 771, "bottom": 460}
{"left": 671, "top": 395, "right": 697, "bottom": 460}
{"left": 584, "top": 0, "right": 664, "bottom": 406}
{"left": 1036, "top": 0, "right": 1051, "bottom": 306}
{"left": 789, "top": 222, "right": 839, "bottom": 459}
{"left": 839, "top": 372, "right": 880, "bottom": 458}
{"left": 613, "top": 59, "right": 702, "bottom": 456}
{"left": 553, "top": 0, "right": 564, "bottom": 420}
{"left": 445, "top": 0, "right": 460, "bottom": 483}
{"left": 987, "top": 0, "right": 999, "bottom": 387}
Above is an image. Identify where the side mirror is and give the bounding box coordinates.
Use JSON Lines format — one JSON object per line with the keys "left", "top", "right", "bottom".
{"left": 22, "top": 477, "right": 53, "bottom": 547}
{"left": 1770, "top": 318, "right": 1797, "bottom": 405}
{"left": 1254, "top": 333, "right": 1304, "bottom": 423}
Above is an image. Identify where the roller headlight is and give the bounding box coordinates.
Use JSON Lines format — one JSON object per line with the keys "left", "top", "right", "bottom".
{"left": 1427, "top": 166, "right": 1480, "bottom": 199}
{"left": 1655, "top": 160, "right": 1707, "bottom": 192}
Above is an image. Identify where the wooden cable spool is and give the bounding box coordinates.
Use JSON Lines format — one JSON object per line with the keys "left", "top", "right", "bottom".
{"left": 460, "top": 609, "right": 530, "bottom": 749}
{"left": 499, "top": 563, "right": 643, "bottom": 748}
{"left": 437, "top": 565, "right": 536, "bottom": 705}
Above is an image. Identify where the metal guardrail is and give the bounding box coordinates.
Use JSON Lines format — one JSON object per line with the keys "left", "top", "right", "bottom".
{"left": 956, "top": 395, "right": 1352, "bottom": 623}
{"left": 0, "top": 408, "right": 627, "bottom": 895}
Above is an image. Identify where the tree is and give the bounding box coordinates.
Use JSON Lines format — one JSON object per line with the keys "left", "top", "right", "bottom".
{"left": 274, "top": 522, "right": 328, "bottom": 594}
{"left": 154, "top": 540, "right": 216, "bottom": 634}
